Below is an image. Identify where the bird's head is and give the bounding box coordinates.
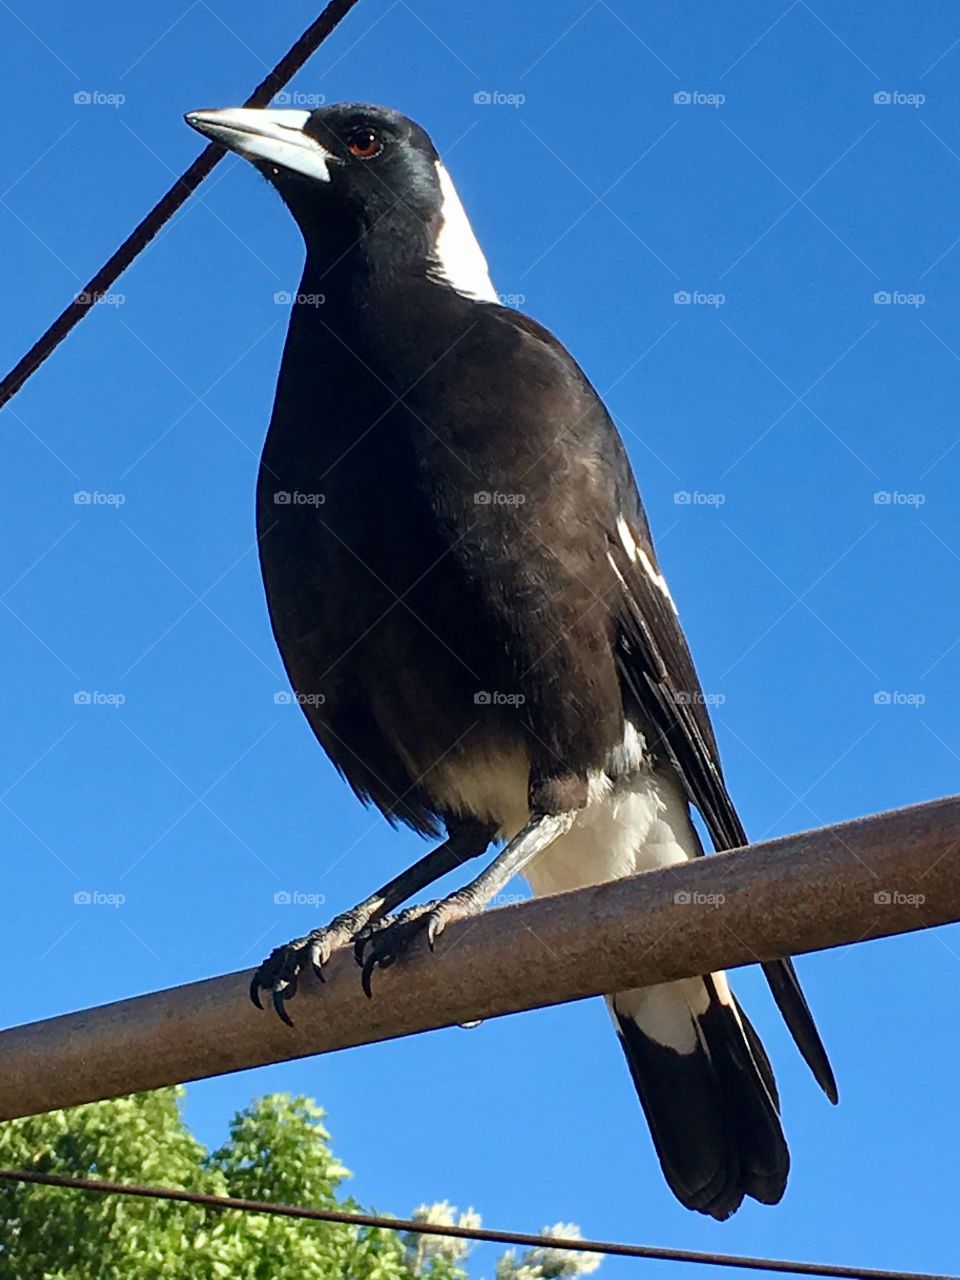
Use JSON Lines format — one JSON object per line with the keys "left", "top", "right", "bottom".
{"left": 185, "top": 101, "right": 495, "bottom": 301}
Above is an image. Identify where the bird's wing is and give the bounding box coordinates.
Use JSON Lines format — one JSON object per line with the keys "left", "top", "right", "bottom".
{"left": 510, "top": 310, "right": 837, "bottom": 1101}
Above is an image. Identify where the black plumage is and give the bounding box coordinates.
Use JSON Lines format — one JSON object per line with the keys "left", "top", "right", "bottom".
{"left": 186, "top": 101, "right": 837, "bottom": 1218}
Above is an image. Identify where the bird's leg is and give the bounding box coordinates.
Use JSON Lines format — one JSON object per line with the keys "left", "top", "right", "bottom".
{"left": 357, "top": 808, "right": 578, "bottom": 996}
{"left": 252, "top": 817, "right": 494, "bottom": 1025}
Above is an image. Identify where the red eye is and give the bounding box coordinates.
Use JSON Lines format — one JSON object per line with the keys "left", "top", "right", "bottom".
{"left": 347, "top": 129, "right": 383, "bottom": 160}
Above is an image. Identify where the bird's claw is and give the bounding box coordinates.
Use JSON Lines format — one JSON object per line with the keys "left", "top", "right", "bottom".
{"left": 249, "top": 909, "right": 368, "bottom": 1024}
{"left": 355, "top": 894, "right": 470, "bottom": 996}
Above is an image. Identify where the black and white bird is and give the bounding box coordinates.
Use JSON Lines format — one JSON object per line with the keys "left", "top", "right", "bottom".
{"left": 186, "top": 101, "right": 837, "bottom": 1219}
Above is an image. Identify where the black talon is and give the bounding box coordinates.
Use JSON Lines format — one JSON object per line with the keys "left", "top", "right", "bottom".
{"left": 272, "top": 986, "right": 295, "bottom": 1027}
{"left": 249, "top": 975, "right": 265, "bottom": 1009}
{"left": 354, "top": 929, "right": 373, "bottom": 966}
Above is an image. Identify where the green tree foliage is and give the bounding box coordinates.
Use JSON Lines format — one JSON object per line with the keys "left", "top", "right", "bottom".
{"left": 0, "top": 1089, "right": 600, "bottom": 1279}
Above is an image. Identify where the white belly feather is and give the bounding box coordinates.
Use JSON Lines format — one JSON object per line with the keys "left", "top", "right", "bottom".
{"left": 424, "top": 721, "right": 703, "bottom": 897}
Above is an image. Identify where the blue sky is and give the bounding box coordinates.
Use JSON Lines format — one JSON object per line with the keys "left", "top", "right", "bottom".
{"left": 2, "top": 1, "right": 959, "bottom": 1276}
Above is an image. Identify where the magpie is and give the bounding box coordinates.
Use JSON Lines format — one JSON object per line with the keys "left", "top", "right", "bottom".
{"left": 185, "top": 101, "right": 837, "bottom": 1219}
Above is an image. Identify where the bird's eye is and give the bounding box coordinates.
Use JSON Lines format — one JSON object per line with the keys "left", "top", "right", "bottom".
{"left": 346, "top": 128, "right": 383, "bottom": 160}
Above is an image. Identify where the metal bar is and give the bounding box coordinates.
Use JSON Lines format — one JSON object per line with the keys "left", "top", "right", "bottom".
{"left": 0, "top": 794, "right": 957, "bottom": 1121}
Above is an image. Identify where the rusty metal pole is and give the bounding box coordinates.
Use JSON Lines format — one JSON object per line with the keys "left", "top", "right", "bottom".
{"left": 0, "top": 795, "right": 957, "bottom": 1121}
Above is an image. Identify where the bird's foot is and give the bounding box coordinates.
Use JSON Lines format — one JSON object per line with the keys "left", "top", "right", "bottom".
{"left": 354, "top": 890, "right": 476, "bottom": 997}
{"left": 250, "top": 905, "right": 375, "bottom": 1026}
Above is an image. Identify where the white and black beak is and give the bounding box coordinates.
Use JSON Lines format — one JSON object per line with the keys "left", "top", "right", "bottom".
{"left": 186, "top": 108, "right": 336, "bottom": 184}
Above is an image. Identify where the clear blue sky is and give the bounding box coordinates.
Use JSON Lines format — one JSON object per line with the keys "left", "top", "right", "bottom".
{"left": 3, "top": 2, "right": 959, "bottom": 1276}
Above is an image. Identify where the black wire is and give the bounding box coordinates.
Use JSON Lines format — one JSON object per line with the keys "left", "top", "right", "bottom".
{"left": 0, "top": 1168, "right": 952, "bottom": 1280}
{"left": 0, "top": 0, "right": 362, "bottom": 411}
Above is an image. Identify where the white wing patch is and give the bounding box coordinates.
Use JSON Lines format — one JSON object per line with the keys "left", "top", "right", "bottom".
{"left": 616, "top": 515, "right": 639, "bottom": 562}
{"left": 638, "top": 547, "right": 678, "bottom": 615}
{"left": 616, "top": 515, "right": 679, "bottom": 615}
{"left": 429, "top": 162, "right": 498, "bottom": 303}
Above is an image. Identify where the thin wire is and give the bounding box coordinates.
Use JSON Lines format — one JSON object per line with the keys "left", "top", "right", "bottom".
{"left": 0, "top": 1168, "right": 951, "bottom": 1280}
{"left": 0, "top": 0, "right": 361, "bottom": 412}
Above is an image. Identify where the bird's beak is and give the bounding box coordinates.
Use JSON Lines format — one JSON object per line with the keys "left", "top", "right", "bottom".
{"left": 185, "top": 107, "right": 335, "bottom": 183}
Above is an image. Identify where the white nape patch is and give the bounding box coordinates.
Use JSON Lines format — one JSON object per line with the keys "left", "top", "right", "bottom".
{"left": 186, "top": 108, "right": 334, "bottom": 183}
{"left": 428, "top": 162, "right": 499, "bottom": 302}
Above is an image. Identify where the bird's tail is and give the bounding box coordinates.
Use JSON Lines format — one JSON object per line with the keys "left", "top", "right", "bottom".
{"left": 608, "top": 972, "right": 788, "bottom": 1220}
